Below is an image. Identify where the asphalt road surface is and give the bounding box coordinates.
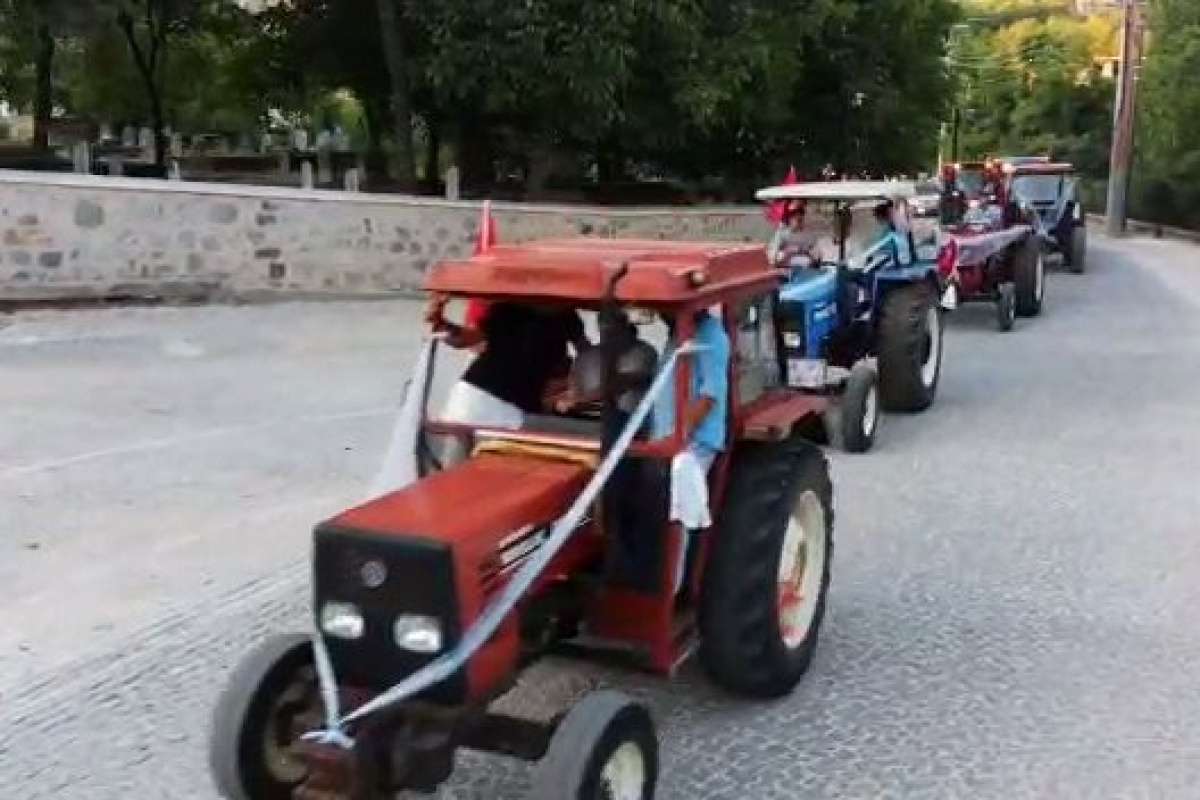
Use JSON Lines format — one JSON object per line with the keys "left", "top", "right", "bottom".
{"left": 3, "top": 233, "right": 1200, "bottom": 799}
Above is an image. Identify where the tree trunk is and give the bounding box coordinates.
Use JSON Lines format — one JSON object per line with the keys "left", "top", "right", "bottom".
{"left": 361, "top": 95, "right": 389, "bottom": 185}
{"left": 32, "top": 22, "right": 54, "bottom": 151}
{"left": 423, "top": 116, "right": 440, "bottom": 187}
{"left": 375, "top": 0, "right": 416, "bottom": 187}
{"left": 117, "top": 10, "right": 168, "bottom": 168}
{"left": 526, "top": 143, "right": 557, "bottom": 196}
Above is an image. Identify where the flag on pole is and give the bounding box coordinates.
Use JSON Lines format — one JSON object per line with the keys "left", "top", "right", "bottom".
{"left": 466, "top": 201, "right": 499, "bottom": 328}
{"left": 764, "top": 165, "right": 799, "bottom": 224}
{"left": 474, "top": 199, "right": 498, "bottom": 255}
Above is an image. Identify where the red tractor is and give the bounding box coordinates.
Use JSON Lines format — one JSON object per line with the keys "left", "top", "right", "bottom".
{"left": 938, "top": 160, "right": 1044, "bottom": 331}
{"left": 209, "top": 238, "right": 836, "bottom": 799}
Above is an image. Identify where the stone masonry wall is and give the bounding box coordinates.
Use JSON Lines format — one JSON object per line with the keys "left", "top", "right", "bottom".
{"left": 0, "top": 172, "right": 780, "bottom": 302}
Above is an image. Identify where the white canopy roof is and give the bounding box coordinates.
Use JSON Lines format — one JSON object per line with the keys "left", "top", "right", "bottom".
{"left": 755, "top": 180, "right": 916, "bottom": 203}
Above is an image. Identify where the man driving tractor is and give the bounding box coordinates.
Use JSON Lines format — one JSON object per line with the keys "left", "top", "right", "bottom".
{"left": 425, "top": 295, "right": 591, "bottom": 462}
{"left": 768, "top": 200, "right": 822, "bottom": 268}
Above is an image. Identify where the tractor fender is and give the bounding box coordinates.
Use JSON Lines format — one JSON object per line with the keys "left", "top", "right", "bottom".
{"left": 871, "top": 265, "right": 942, "bottom": 315}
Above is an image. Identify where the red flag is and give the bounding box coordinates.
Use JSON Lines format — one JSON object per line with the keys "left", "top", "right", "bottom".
{"left": 466, "top": 201, "right": 499, "bottom": 329}
{"left": 765, "top": 165, "right": 799, "bottom": 224}
{"left": 474, "top": 199, "right": 498, "bottom": 255}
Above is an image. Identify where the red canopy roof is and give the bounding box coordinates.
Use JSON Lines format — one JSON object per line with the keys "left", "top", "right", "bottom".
{"left": 426, "top": 238, "right": 782, "bottom": 308}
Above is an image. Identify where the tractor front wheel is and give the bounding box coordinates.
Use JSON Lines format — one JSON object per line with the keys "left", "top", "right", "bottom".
{"left": 210, "top": 633, "right": 322, "bottom": 800}
{"left": 1014, "top": 239, "right": 1045, "bottom": 317}
{"left": 876, "top": 284, "right": 943, "bottom": 412}
{"left": 1067, "top": 225, "right": 1087, "bottom": 274}
{"left": 840, "top": 362, "right": 879, "bottom": 453}
{"left": 996, "top": 283, "right": 1016, "bottom": 332}
{"left": 531, "top": 690, "right": 658, "bottom": 800}
{"left": 699, "top": 439, "right": 833, "bottom": 698}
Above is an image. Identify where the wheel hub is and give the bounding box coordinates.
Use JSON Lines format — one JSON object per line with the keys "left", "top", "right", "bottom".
{"left": 1035, "top": 252, "right": 1045, "bottom": 301}
{"left": 600, "top": 741, "right": 647, "bottom": 800}
{"left": 777, "top": 490, "right": 827, "bottom": 649}
{"left": 262, "top": 665, "right": 321, "bottom": 783}
{"left": 919, "top": 306, "right": 941, "bottom": 388}
{"left": 862, "top": 384, "right": 878, "bottom": 438}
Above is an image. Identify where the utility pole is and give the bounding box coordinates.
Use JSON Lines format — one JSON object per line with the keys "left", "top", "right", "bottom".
{"left": 951, "top": 107, "right": 961, "bottom": 163}
{"left": 1105, "top": 0, "right": 1144, "bottom": 237}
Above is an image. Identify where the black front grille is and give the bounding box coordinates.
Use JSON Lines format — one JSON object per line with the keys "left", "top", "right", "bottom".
{"left": 313, "top": 524, "right": 465, "bottom": 703}
{"left": 777, "top": 300, "right": 807, "bottom": 358}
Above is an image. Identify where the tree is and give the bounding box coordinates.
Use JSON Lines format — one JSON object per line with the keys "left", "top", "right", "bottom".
{"left": 110, "top": 0, "right": 212, "bottom": 164}
{"left": 1135, "top": 0, "right": 1200, "bottom": 228}
{"left": 0, "top": 0, "right": 100, "bottom": 148}
{"left": 951, "top": 7, "right": 1118, "bottom": 179}
{"left": 375, "top": 0, "right": 416, "bottom": 185}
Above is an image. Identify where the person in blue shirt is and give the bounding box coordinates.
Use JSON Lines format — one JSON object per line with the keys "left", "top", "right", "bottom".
{"left": 651, "top": 308, "right": 730, "bottom": 594}
{"left": 861, "top": 200, "right": 913, "bottom": 267}
{"left": 651, "top": 309, "right": 730, "bottom": 471}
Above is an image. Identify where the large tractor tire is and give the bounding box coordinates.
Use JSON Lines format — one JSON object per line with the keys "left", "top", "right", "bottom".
{"left": 531, "top": 690, "right": 658, "bottom": 800}
{"left": 1014, "top": 238, "right": 1045, "bottom": 317}
{"left": 698, "top": 439, "right": 833, "bottom": 698}
{"left": 876, "top": 284, "right": 943, "bottom": 412}
{"left": 210, "top": 634, "right": 321, "bottom": 800}
{"left": 1066, "top": 225, "right": 1087, "bottom": 274}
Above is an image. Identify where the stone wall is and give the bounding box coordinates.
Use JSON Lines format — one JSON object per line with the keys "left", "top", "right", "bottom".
{"left": 0, "top": 171, "right": 777, "bottom": 302}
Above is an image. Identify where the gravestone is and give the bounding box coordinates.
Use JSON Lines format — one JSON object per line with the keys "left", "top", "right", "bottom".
{"left": 316, "top": 148, "right": 332, "bottom": 185}
{"left": 72, "top": 142, "right": 91, "bottom": 174}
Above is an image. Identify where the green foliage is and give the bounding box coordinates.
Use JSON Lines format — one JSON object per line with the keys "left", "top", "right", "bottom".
{"left": 951, "top": 7, "right": 1117, "bottom": 179}
{"left": 1, "top": 0, "right": 963, "bottom": 191}
{"left": 1134, "top": 0, "right": 1200, "bottom": 228}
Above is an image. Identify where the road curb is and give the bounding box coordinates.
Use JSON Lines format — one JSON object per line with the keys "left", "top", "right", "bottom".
{"left": 1087, "top": 213, "right": 1200, "bottom": 244}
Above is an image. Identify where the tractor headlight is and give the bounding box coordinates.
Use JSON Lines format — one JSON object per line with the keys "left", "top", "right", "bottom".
{"left": 320, "top": 602, "right": 365, "bottom": 640}
{"left": 782, "top": 332, "right": 803, "bottom": 349}
{"left": 393, "top": 614, "right": 443, "bottom": 654}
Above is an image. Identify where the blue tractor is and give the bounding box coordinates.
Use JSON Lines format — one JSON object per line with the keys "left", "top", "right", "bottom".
{"left": 755, "top": 181, "right": 950, "bottom": 453}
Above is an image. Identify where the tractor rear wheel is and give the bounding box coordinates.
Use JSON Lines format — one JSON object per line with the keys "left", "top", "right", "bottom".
{"left": 1014, "top": 239, "right": 1045, "bottom": 317}
{"left": 531, "top": 690, "right": 658, "bottom": 800}
{"left": 698, "top": 439, "right": 833, "bottom": 698}
{"left": 876, "top": 284, "right": 943, "bottom": 412}
{"left": 1067, "top": 225, "right": 1087, "bottom": 273}
{"left": 840, "top": 362, "right": 879, "bottom": 453}
{"left": 210, "top": 634, "right": 322, "bottom": 800}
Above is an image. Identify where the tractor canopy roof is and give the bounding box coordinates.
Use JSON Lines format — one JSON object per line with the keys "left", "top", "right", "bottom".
{"left": 755, "top": 180, "right": 915, "bottom": 203}
{"left": 1003, "top": 161, "right": 1075, "bottom": 177}
{"left": 425, "top": 238, "right": 783, "bottom": 308}
{"left": 999, "top": 155, "right": 1052, "bottom": 167}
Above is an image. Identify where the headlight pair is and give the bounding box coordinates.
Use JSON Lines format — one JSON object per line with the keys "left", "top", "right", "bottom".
{"left": 318, "top": 602, "right": 443, "bottom": 654}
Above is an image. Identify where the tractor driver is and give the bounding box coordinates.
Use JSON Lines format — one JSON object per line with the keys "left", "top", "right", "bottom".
{"left": 864, "top": 200, "right": 914, "bottom": 267}
{"left": 768, "top": 200, "right": 822, "bottom": 269}
{"left": 426, "top": 296, "right": 590, "bottom": 463}
{"left": 651, "top": 308, "right": 731, "bottom": 593}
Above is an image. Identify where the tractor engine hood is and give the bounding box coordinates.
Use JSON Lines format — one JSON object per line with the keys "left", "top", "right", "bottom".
{"left": 327, "top": 452, "right": 594, "bottom": 553}
{"left": 313, "top": 452, "right": 594, "bottom": 701}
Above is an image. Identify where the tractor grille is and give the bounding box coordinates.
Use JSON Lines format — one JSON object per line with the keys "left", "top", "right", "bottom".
{"left": 313, "top": 524, "right": 466, "bottom": 703}
{"left": 777, "top": 300, "right": 809, "bottom": 364}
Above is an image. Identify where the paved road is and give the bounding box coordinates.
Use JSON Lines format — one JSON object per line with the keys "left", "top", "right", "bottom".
{"left": 3, "top": 233, "right": 1200, "bottom": 799}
